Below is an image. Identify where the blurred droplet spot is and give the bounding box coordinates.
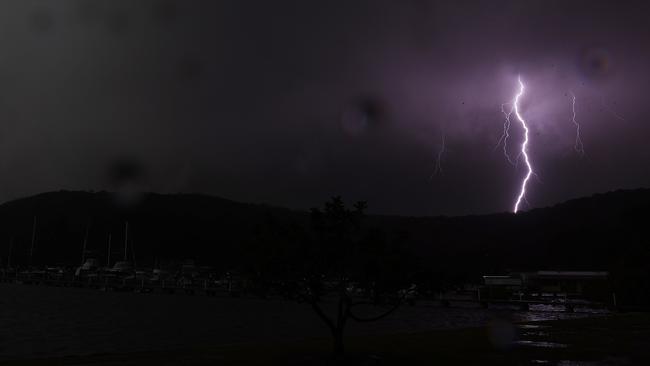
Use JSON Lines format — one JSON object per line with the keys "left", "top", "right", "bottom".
{"left": 30, "top": 9, "right": 54, "bottom": 33}
{"left": 152, "top": 0, "right": 179, "bottom": 27}
{"left": 578, "top": 47, "right": 612, "bottom": 80}
{"left": 178, "top": 57, "right": 204, "bottom": 81}
{"left": 108, "top": 157, "right": 145, "bottom": 185}
{"left": 75, "top": 1, "right": 104, "bottom": 25}
{"left": 106, "top": 10, "right": 130, "bottom": 35}
{"left": 340, "top": 97, "right": 387, "bottom": 136}
{"left": 107, "top": 157, "right": 147, "bottom": 209}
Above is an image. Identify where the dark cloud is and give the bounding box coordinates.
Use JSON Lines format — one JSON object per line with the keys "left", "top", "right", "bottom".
{"left": 0, "top": 0, "right": 648, "bottom": 215}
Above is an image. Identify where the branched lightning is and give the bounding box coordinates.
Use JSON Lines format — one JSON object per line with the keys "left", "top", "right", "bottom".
{"left": 430, "top": 131, "right": 446, "bottom": 179}
{"left": 569, "top": 91, "right": 585, "bottom": 157}
{"left": 435, "top": 132, "right": 446, "bottom": 175}
{"left": 600, "top": 95, "right": 628, "bottom": 122}
{"left": 495, "top": 102, "right": 516, "bottom": 165}
{"left": 512, "top": 76, "right": 533, "bottom": 214}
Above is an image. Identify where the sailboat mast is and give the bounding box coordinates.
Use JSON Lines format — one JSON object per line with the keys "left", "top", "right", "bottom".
{"left": 107, "top": 233, "right": 112, "bottom": 268}
{"left": 29, "top": 216, "right": 37, "bottom": 266}
{"left": 81, "top": 222, "right": 90, "bottom": 265}
{"left": 124, "top": 221, "right": 129, "bottom": 261}
{"left": 7, "top": 237, "right": 13, "bottom": 269}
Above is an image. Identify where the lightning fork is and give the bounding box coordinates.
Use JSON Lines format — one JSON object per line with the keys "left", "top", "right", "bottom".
{"left": 569, "top": 91, "right": 585, "bottom": 157}
{"left": 430, "top": 130, "right": 446, "bottom": 179}
{"left": 512, "top": 76, "right": 533, "bottom": 213}
{"left": 495, "top": 102, "right": 517, "bottom": 165}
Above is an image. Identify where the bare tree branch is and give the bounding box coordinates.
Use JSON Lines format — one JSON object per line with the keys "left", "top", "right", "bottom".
{"left": 310, "top": 298, "right": 336, "bottom": 332}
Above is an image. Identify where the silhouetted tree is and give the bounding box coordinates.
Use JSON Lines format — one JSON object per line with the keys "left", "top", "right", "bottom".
{"left": 298, "top": 197, "right": 414, "bottom": 356}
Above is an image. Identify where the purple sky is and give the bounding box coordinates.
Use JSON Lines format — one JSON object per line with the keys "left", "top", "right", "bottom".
{"left": 0, "top": 0, "right": 648, "bottom": 215}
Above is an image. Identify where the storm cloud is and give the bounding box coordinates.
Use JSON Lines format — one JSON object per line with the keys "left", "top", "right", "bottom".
{"left": 0, "top": 0, "right": 648, "bottom": 215}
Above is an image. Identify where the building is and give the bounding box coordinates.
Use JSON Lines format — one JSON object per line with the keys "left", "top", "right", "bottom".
{"left": 482, "top": 270, "right": 611, "bottom": 303}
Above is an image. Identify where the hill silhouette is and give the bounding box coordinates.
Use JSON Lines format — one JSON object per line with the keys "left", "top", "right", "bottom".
{"left": 0, "top": 189, "right": 648, "bottom": 300}
{"left": 0, "top": 191, "right": 305, "bottom": 270}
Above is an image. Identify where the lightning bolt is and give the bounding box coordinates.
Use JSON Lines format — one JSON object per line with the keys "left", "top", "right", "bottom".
{"left": 600, "top": 95, "right": 627, "bottom": 122}
{"left": 430, "top": 130, "right": 446, "bottom": 179}
{"left": 512, "top": 76, "right": 533, "bottom": 213}
{"left": 495, "top": 102, "right": 516, "bottom": 165}
{"left": 569, "top": 91, "right": 585, "bottom": 157}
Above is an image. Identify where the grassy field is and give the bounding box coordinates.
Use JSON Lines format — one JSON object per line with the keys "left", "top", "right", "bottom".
{"left": 2, "top": 313, "right": 649, "bottom": 366}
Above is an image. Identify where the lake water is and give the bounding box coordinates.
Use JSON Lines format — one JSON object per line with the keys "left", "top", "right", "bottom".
{"left": 0, "top": 284, "right": 605, "bottom": 361}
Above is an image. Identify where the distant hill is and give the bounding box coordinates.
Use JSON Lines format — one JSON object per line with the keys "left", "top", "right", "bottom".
{"left": 377, "top": 188, "right": 650, "bottom": 277}
{"left": 0, "top": 189, "right": 648, "bottom": 280}
{"left": 0, "top": 190, "right": 306, "bottom": 270}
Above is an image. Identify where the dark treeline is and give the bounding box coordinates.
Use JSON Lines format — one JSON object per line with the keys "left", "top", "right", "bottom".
{"left": 0, "top": 191, "right": 306, "bottom": 272}
{"left": 0, "top": 189, "right": 649, "bottom": 305}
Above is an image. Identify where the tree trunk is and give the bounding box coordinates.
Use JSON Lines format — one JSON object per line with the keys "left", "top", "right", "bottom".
{"left": 308, "top": 287, "right": 350, "bottom": 357}
{"left": 332, "top": 327, "right": 345, "bottom": 356}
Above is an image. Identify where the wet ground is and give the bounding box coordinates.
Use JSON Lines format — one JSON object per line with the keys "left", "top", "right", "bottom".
{"left": 0, "top": 283, "right": 621, "bottom": 364}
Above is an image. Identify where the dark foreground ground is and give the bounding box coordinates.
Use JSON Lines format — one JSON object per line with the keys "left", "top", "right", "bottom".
{"left": 2, "top": 313, "right": 649, "bottom": 365}
{"left": 0, "top": 284, "right": 646, "bottom": 365}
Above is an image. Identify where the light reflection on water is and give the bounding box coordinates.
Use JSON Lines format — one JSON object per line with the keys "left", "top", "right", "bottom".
{"left": 516, "top": 340, "right": 568, "bottom": 348}
{"left": 0, "top": 284, "right": 614, "bottom": 362}
{"left": 518, "top": 324, "right": 551, "bottom": 329}
{"left": 510, "top": 310, "right": 613, "bottom": 366}
{"left": 531, "top": 361, "right": 608, "bottom": 366}
{"left": 360, "top": 300, "right": 610, "bottom": 335}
